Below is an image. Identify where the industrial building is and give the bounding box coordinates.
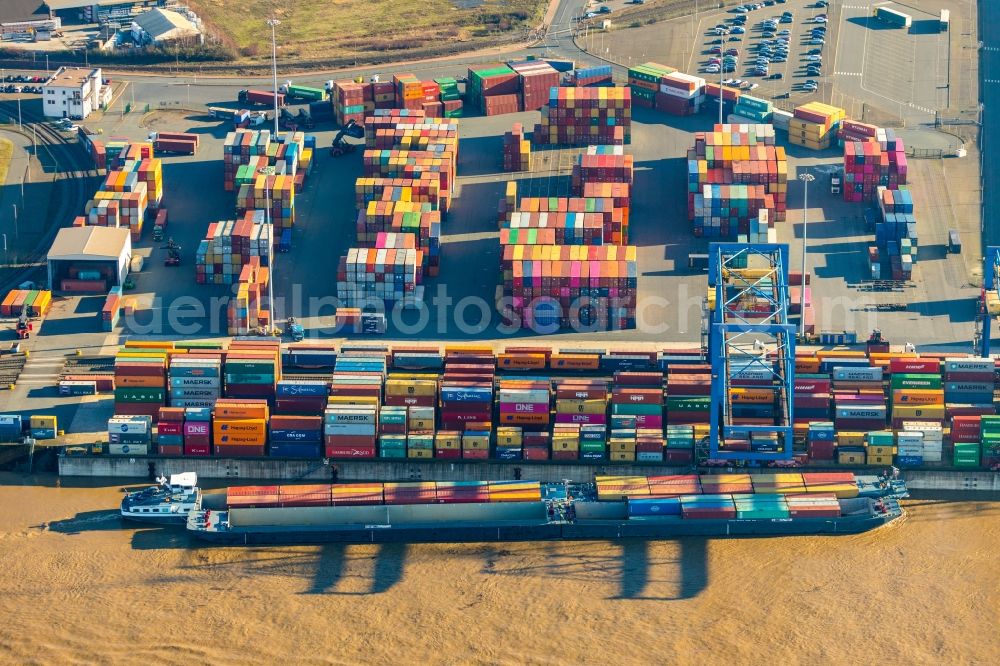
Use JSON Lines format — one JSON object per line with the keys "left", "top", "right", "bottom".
{"left": 130, "top": 7, "right": 200, "bottom": 46}
{"left": 0, "top": 0, "right": 61, "bottom": 40}
{"left": 42, "top": 66, "right": 110, "bottom": 119}
{"left": 47, "top": 226, "right": 132, "bottom": 292}
{"left": 45, "top": 0, "right": 164, "bottom": 27}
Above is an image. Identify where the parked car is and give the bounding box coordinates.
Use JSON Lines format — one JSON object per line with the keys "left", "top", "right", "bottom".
{"left": 710, "top": 46, "right": 723, "bottom": 54}
{"left": 769, "top": 73, "right": 783, "bottom": 80}
{"left": 813, "top": 16, "right": 828, "bottom": 23}
{"left": 706, "top": 65, "right": 721, "bottom": 73}
{"left": 597, "top": 4, "right": 612, "bottom": 13}
{"left": 807, "top": 54, "right": 822, "bottom": 61}
{"left": 809, "top": 38, "right": 825, "bottom": 45}
{"left": 725, "top": 48, "right": 740, "bottom": 55}
{"left": 732, "top": 26, "right": 746, "bottom": 33}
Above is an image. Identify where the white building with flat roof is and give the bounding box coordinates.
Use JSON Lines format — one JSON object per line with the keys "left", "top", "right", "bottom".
{"left": 42, "top": 66, "right": 110, "bottom": 120}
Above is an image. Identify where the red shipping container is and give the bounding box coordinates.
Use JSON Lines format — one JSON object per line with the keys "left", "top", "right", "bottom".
{"left": 462, "top": 448, "right": 490, "bottom": 459}
{"left": 157, "top": 422, "right": 183, "bottom": 436}
{"left": 325, "top": 445, "right": 377, "bottom": 458}
{"left": 434, "top": 448, "right": 462, "bottom": 459}
{"left": 889, "top": 358, "right": 941, "bottom": 374}
{"left": 184, "top": 442, "right": 211, "bottom": 456}
{"left": 158, "top": 445, "right": 183, "bottom": 456}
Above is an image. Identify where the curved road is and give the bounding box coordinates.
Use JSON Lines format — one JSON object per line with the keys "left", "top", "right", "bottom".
{"left": 111, "top": 0, "right": 600, "bottom": 109}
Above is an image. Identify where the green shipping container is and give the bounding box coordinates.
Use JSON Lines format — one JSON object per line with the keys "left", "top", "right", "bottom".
{"left": 115, "top": 388, "right": 165, "bottom": 403}
{"left": 891, "top": 374, "right": 943, "bottom": 390}
{"left": 224, "top": 374, "right": 275, "bottom": 384}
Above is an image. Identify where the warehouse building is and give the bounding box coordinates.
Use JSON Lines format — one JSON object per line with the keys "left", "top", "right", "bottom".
{"left": 0, "top": 1, "right": 61, "bottom": 40}
{"left": 42, "top": 66, "right": 110, "bottom": 119}
{"left": 46, "top": 0, "right": 164, "bottom": 26}
{"left": 131, "top": 7, "right": 200, "bottom": 46}
{"left": 47, "top": 226, "right": 132, "bottom": 292}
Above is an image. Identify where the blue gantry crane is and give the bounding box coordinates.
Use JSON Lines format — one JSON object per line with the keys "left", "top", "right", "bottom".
{"left": 706, "top": 243, "right": 796, "bottom": 463}
{"left": 976, "top": 246, "right": 1000, "bottom": 357}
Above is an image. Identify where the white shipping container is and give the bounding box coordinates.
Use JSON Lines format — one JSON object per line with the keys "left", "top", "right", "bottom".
{"left": 660, "top": 84, "right": 698, "bottom": 99}
{"left": 107, "top": 416, "right": 152, "bottom": 435}
{"left": 109, "top": 443, "right": 150, "bottom": 455}
{"left": 497, "top": 389, "right": 550, "bottom": 403}
{"left": 944, "top": 358, "right": 994, "bottom": 372}
{"left": 833, "top": 366, "right": 883, "bottom": 382}
{"left": 835, "top": 406, "right": 887, "bottom": 419}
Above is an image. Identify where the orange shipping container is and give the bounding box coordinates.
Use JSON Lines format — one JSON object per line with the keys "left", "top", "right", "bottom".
{"left": 214, "top": 403, "right": 269, "bottom": 419}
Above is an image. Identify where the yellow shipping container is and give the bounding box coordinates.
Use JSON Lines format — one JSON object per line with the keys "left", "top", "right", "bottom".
{"left": 609, "top": 440, "right": 636, "bottom": 452}
{"left": 555, "top": 398, "right": 606, "bottom": 414}
{"left": 385, "top": 378, "right": 437, "bottom": 397}
{"left": 327, "top": 396, "right": 379, "bottom": 406}
{"left": 407, "top": 448, "right": 433, "bottom": 459}
{"left": 838, "top": 451, "right": 865, "bottom": 465}
{"left": 837, "top": 431, "right": 866, "bottom": 447}
{"left": 867, "top": 454, "right": 894, "bottom": 466}
{"left": 496, "top": 428, "right": 523, "bottom": 447}
{"left": 462, "top": 437, "right": 490, "bottom": 450}
{"left": 610, "top": 451, "right": 636, "bottom": 462}
{"left": 866, "top": 445, "right": 896, "bottom": 456}
{"left": 892, "top": 404, "right": 946, "bottom": 420}
{"left": 30, "top": 415, "right": 57, "bottom": 429}
{"left": 434, "top": 433, "right": 461, "bottom": 450}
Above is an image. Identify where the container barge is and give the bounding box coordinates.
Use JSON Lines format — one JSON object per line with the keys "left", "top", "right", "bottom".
{"left": 185, "top": 471, "right": 907, "bottom": 545}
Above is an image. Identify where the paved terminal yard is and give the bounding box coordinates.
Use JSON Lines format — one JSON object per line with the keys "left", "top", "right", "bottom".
{"left": 54, "top": 101, "right": 981, "bottom": 346}
{"left": 0, "top": 0, "right": 986, "bottom": 431}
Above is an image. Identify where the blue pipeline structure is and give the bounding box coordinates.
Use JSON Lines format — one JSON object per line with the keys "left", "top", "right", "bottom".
{"left": 979, "top": 246, "right": 1000, "bottom": 357}
{"left": 707, "top": 243, "right": 796, "bottom": 462}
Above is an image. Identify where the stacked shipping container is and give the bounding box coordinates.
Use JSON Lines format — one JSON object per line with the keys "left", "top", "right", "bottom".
{"left": 687, "top": 124, "right": 788, "bottom": 239}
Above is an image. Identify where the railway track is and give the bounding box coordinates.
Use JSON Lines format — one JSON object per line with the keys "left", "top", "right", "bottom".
{"left": 0, "top": 353, "right": 29, "bottom": 387}
{"left": 0, "top": 101, "right": 100, "bottom": 292}
{"left": 61, "top": 355, "right": 115, "bottom": 378}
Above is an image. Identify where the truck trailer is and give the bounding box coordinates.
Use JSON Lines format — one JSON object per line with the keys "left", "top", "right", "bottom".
{"left": 874, "top": 6, "right": 912, "bottom": 28}
{"left": 279, "top": 81, "right": 329, "bottom": 102}
{"left": 238, "top": 89, "right": 286, "bottom": 107}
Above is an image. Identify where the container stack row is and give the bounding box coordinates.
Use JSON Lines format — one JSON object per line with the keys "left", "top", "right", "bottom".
{"left": 730, "top": 95, "right": 772, "bottom": 124}
{"left": 687, "top": 123, "right": 788, "bottom": 239}
{"left": 842, "top": 129, "right": 907, "bottom": 202}
{"left": 788, "top": 102, "right": 846, "bottom": 150}
{"left": 873, "top": 185, "right": 917, "bottom": 281}
{"left": 567, "top": 65, "right": 613, "bottom": 87}
{"left": 534, "top": 87, "right": 631, "bottom": 146}
{"left": 627, "top": 62, "right": 676, "bottom": 109}
{"left": 195, "top": 210, "right": 272, "bottom": 284}
{"left": 223, "top": 129, "right": 271, "bottom": 192}
{"left": 502, "top": 123, "right": 531, "bottom": 172}
{"left": 84, "top": 343, "right": 1000, "bottom": 469}
{"left": 0, "top": 289, "right": 52, "bottom": 317}
{"left": 656, "top": 72, "right": 706, "bottom": 116}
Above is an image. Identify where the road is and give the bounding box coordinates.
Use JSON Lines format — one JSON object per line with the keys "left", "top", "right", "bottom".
{"left": 108, "top": 0, "right": 598, "bottom": 114}
{"left": 982, "top": 1, "right": 1000, "bottom": 246}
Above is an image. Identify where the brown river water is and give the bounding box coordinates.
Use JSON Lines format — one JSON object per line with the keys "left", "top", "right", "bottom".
{"left": 0, "top": 473, "right": 996, "bottom": 665}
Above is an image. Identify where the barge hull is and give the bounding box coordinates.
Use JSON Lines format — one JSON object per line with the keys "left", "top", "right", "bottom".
{"left": 192, "top": 514, "right": 898, "bottom": 546}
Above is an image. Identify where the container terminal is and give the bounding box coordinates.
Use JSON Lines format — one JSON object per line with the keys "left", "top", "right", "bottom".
{"left": 0, "top": 0, "right": 994, "bottom": 498}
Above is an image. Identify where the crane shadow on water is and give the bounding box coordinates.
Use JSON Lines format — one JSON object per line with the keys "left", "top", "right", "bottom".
{"left": 478, "top": 538, "right": 709, "bottom": 601}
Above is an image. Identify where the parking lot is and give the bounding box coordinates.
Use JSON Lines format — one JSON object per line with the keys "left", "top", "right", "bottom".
{"left": 691, "top": 0, "right": 835, "bottom": 102}
{"left": 831, "top": 1, "right": 951, "bottom": 125}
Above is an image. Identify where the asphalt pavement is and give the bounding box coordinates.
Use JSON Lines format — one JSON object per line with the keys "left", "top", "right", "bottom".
{"left": 981, "top": 1, "right": 1000, "bottom": 247}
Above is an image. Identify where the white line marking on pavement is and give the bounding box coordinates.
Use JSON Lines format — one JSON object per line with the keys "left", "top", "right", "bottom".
{"left": 835, "top": 72, "right": 863, "bottom": 77}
